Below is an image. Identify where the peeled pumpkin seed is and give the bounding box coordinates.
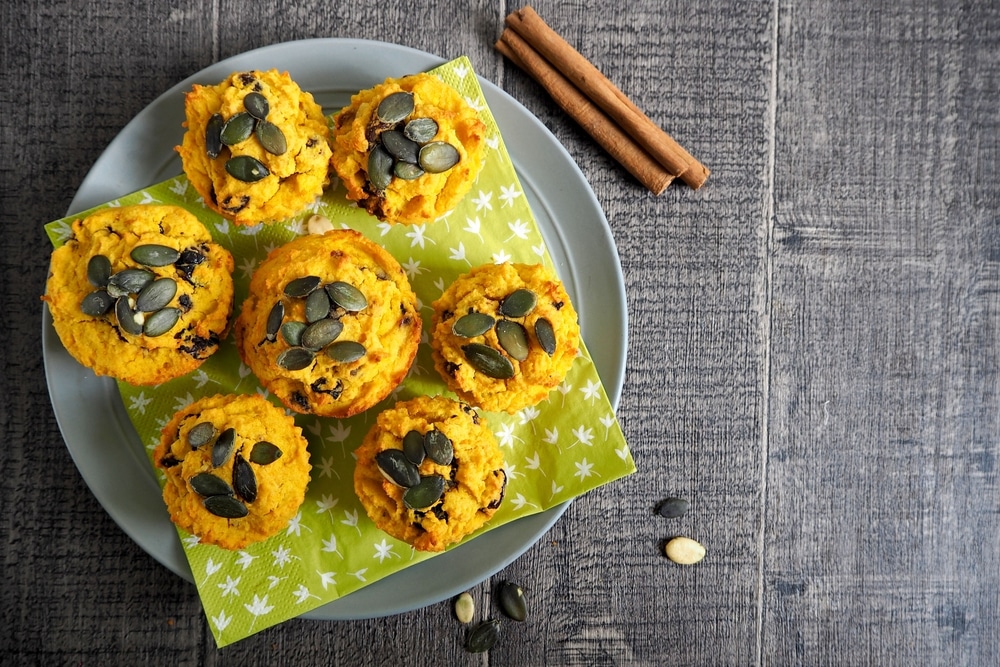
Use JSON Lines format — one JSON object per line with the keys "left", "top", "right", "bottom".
{"left": 107, "top": 268, "right": 154, "bottom": 298}
{"left": 534, "top": 318, "right": 557, "bottom": 356}
{"left": 190, "top": 472, "right": 233, "bottom": 497}
{"left": 326, "top": 340, "right": 366, "bottom": 363}
{"left": 256, "top": 120, "right": 287, "bottom": 155}
{"left": 115, "top": 297, "right": 144, "bottom": 335}
{"left": 135, "top": 277, "right": 177, "bottom": 312}
{"left": 220, "top": 112, "right": 256, "bottom": 146}
{"left": 143, "top": 307, "right": 181, "bottom": 337}
{"left": 462, "top": 343, "right": 515, "bottom": 379}
{"left": 249, "top": 441, "right": 283, "bottom": 465}
{"left": 376, "top": 91, "right": 415, "bottom": 124}
{"left": 233, "top": 454, "right": 257, "bottom": 503}
{"left": 80, "top": 290, "right": 114, "bottom": 317}
{"left": 381, "top": 130, "right": 420, "bottom": 164}
{"left": 500, "top": 289, "right": 537, "bottom": 318}
{"left": 206, "top": 113, "right": 224, "bottom": 158}
{"left": 394, "top": 162, "right": 424, "bottom": 180}
{"left": 266, "top": 301, "right": 284, "bottom": 340}
{"left": 496, "top": 320, "right": 529, "bottom": 362}
{"left": 86, "top": 254, "right": 112, "bottom": 287}
{"left": 497, "top": 581, "right": 528, "bottom": 622}
{"left": 300, "top": 318, "right": 344, "bottom": 351}
{"left": 402, "top": 430, "right": 426, "bottom": 465}
{"left": 325, "top": 281, "right": 367, "bottom": 312}
{"left": 423, "top": 429, "right": 453, "bottom": 466}
{"left": 375, "top": 449, "right": 421, "bottom": 488}
{"left": 367, "top": 145, "right": 394, "bottom": 192}
{"left": 280, "top": 321, "right": 307, "bottom": 346}
{"left": 225, "top": 155, "right": 270, "bottom": 182}
{"left": 418, "top": 141, "right": 460, "bottom": 173}
{"left": 187, "top": 421, "right": 218, "bottom": 449}
{"left": 277, "top": 346, "right": 315, "bottom": 371}
{"left": 404, "top": 117, "right": 438, "bottom": 143}
{"left": 243, "top": 92, "right": 269, "bottom": 120}
{"left": 204, "top": 494, "right": 248, "bottom": 519}
{"left": 284, "top": 275, "right": 321, "bottom": 298}
{"left": 465, "top": 619, "right": 501, "bottom": 653}
{"left": 304, "top": 288, "right": 331, "bottom": 322}
{"left": 453, "top": 312, "right": 495, "bottom": 338}
{"left": 403, "top": 475, "right": 446, "bottom": 509}
{"left": 131, "top": 244, "right": 180, "bottom": 267}
{"left": 212, "top": 427, "right": 236, "bottom": 468}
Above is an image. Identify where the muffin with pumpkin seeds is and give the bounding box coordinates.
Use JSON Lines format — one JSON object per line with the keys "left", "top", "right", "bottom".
{"left": 177, "top": 69, "right": 333, "bottom": 226}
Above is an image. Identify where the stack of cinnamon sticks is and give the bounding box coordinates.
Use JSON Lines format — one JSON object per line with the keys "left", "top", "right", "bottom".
{"left": 495, "top": 6, "right": 709, "bottom": 195}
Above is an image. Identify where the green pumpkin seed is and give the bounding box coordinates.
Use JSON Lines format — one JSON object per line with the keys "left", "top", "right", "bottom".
{"left": 393, "top": 162, "right": 424, "bottom": 180}
{"left": 465, "top": 619, "right": 501, "bottom": 653}
{"left": 453, "top": 312, "right": 495, "bottom": 338}
{"left": 325, "top": 281, "right": 367, "bottom": 312}
{"left": 115, "top": 297, "right": 144, "bottom": 335}
{"left": 187, "top": 421, "right": 217, "bottom": 449}
{"left": 284, "top": 275, "right": 321, "bottom": 298}
{"left": 225, "top": 155, "right": 270, "bottom": 182}
{"left": 80, "top": 290, "right": 114, "bottom": 317}
{"left": 404, "top": 117, "right": 438, "bottom": 143}
{"left": 204, "top": 494, "right": 248, "bottom": 519}
{"left": 212, "top": 427, "right": 236, "bottom": 468}
{"left": 403, "top": 474, "right": 446, "bottom": 509}
{"left": 131, "top": 244, "right": 180, "bottom": 267}
{"left": 220, "top": 111, "right": 256, "bottom": 146}
{"left": 418, "top": 141, "right": 460, "bottom": 173}
{"left": 250, "top": 441, "right": 283, "bottom": 465}
{"left": 107, "top": 268, "right": 154, "bottom": 298}
{"left": 135, "top": 278, "right": 177, "bottom": 312}
{"left": 243, "top": 92, "right": 269, "bottom": 120}
{"left": 496, "top": 320, "right": 529, "bottom": 362}
{"left": 277, "top": 346, "right": 315, "bottom": 371}
{"left": 500, "top": 289, "right": 537, "bottom": 318}
{"left": 462, "top": 343, "right": 515, "bottom": 379}
{"left": 280, "top": 321, "right": 307, "bottom": 347}
{"left": 206, "top": 113, "right": 224, "bottom": 158}
{"left": 367, "top": 145, "right": 394, "bottom": 192}
{"left": 423, "top": 429, "right": 454, "bottom": 466}
{"left": 534, "top": 318, "right": 557, "bottom": 356}
{"left": 190, "top": 472, "right": 233, "bottom": 497}
{"left": 305, "top": 288, "right": 331, "bottom": 323}
{"left": 266, "top": 301, "right": 284, "bottom": 341}
{"left": 326, "top": 340, "right": 366, "bottom": 363}
{"left": 143, "top": 307, "right": 181, "bottom": 337}
{"left": 497, "top": 581, "right": 528, "bottom": 622}
{"left": 300, "top": 318, "right": 344, "bottom": 351}
{"left": 375, "top": 449, "right": 421, "bottom": 488}
{"left": 233, "top": 454, "right": 257, "bottom": 503}
{"left": 376, "top": 91, "right": 414, "bottom": 124}
{"left": 86, "top": 254, "right": 112, "bottom": 287}
{"left": 402, "top": 430, "right": 426, "bottom": 465}
{"left": 256, "top": 120, "right": 287, "bottom": 155}
{"left": 381, "top": 130, "right": 420, "bottom": 164}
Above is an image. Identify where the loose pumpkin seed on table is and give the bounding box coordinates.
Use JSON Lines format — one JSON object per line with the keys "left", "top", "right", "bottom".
{"left": 454, "top": 592, "right": 475, "bottom": 624}
{"left": 497, "top": 581, "right": 528, "bottom": 622}
{"left": 664, "top": 536, "right": 706, "bottom": 565}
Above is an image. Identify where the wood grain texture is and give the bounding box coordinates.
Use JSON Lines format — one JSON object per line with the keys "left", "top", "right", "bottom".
{"left": 2, "top": 0, "right": 998, "bottom": 664}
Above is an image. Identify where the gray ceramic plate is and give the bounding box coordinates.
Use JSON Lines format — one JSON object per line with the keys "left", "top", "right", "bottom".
{"left": 42, "top": 38, "right": 627, "bottom": 621}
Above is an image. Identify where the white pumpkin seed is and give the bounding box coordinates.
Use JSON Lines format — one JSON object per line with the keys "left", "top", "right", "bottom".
{"left": 454, "top": 592, "right": 475, "bottom": 624}
{"left": 664, "top": 536, "right": 706, "bottom": 565}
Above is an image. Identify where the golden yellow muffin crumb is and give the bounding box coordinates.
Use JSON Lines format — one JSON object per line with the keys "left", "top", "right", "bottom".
{"left": 234, "top": 229, "right": 421, "bottom": 418}
{"left": 177, "top": 69, "right": 332, "bottom": 225}
{"left": 154, "top": 393, "right": 311, "bottom": 550}
{"left": 354, "top": 395, "right": 506, "bottom": 552}
{"left": 331, "top": 73, "right": 486, "bottom": 225}
{"left": 431, "top": 263, "right": 580, "bottom": 413}
{"left": 43, "top": 204, "right": 234, "bottom": 386}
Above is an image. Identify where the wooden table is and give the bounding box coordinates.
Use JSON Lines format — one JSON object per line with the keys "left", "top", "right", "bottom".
{"left": 4, "top": 1, "right": 997, "bottom": 664}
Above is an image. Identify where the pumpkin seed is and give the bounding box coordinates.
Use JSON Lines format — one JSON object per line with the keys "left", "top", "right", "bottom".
{"left": 423, "top": 429, "right": 453, "bottom": 466}
{"left": 256, "top": 120, "right": 287, "bottom": 155}
{"left": 376, "top": 91, "right": 414, "bottom": 124}
{"left": 249, "top": 441, "right": 283, "bottom": 465}
{"left": 500, "top": 289, "right": 537, "bottom": 318}
{"left": 534, "top": 318, "right": 557, "bottom": 356}
{"left": 497, "top": 581, "right": 527, "bottom": 622}
{"left": 404, "top": 117, "right": 438, "bottom": 143}
{"left": 454, "top": 592, "right": 475, "bottom": 624}
{"left": 402, "top": 430, "right": 426, "bottom": 465}
{"left": 462, "top": 343, "right": 515, "bottom": 379}
{"left": 277, "top": 346, "right": 315, "bottom": 371}
{"left": 266, "top": 301, "right": 284, "bottom": 340}
{"left": 143, "top": 307, "right": 181, "bottom": 337}
{"left": 375, "top": 449, "right": 421, "bottom": 488}
{"left": 233, "top": 454, "right": 257, "bottom": 503}
{"left": 115, "top": 297, "right": 144, "bottom": 335}
{"left": 453, "top": 312, "right": 495, "bottom": 338}
{"left": 86, "top": 254, "right": 112, "bottom": 287}
{"left": 325, "top": 281, "right": 367, "bottom": 312}
{"left": 220, "top": 111, "right": 256, "bottom": 146}
{"left": 381, "top": 130, "right": 420, "bottom": 164}
{"left": 326, "top": 340, "right": 366, "bottom": 363}
{"left": 187, "top": 421, "right": 217, "bottom": 449}
{"left": 367, "top": 145, "right": 394, "bottom": 192}
{"left": 204, "top": 494, "right": 249, "bottom": 519}
{"left": 656, "top": 497, "right": 690, "bottom": 519}
{"left": 80, "top": 290, "right": 114, "bottom": 317}
{"left": 212, "top": 427, "right": 236, "bottom": 468}
{"left": 496, "top": 320, "right": 529, "bottom": 361}
{"left": 206, "top": 113, "right": 224, "bottom": 158}
{"left": 280, "top": 321, "right": 307, "bottom": 347}
{"left": 243, "top": 91, "right": 269, "bottom": 120}
{"left": 664, "top": 536, "right": 706, "bottom": 565}
{"left": 393, "top": 162, "right": 424, "bottom": 180}
{"left": 107, "top": 268, "right": 154, "bottom": 298}
{"left": 403, "top": 474, "right": 446, "bottom": 509}
{"left": 284, "top": 275, "right": 321, "bottom": 298}
{"left": 300, "top": 318, "right": 344, "bottom": 351}
{"left": 225, "top": 155, "right": 270, "bottom": 182}
{"left": 465, "top": 619, "right": 501, "bottom": 653}
{"left": 304, "top": 288, "right": 331, "bottom": 323}
{"left": 419, "top": 141, "right": 460, "bottom": 173}
{"left": 190, "top": 472, "right": 233, "bottom": 497}
{"left": 135, "top": 277, "right": 177, "bottom": 312}
{"left": 131, "top": 244, "right": 180, "bottom": 267}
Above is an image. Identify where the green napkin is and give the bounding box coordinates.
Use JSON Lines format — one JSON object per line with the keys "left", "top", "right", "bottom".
{"left": 44, "top": 56, "right": 635, "bottom": 647}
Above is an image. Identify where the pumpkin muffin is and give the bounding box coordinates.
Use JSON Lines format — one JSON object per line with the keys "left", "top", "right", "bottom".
{"left": 330, "top": 72, "right": 487, "bottom": 225}
{"left": 177, "top": 69, "right": 333, "bottom": 225}
{"left": 154, "top": 393, "right": 312, "bottom": 550}
{"left": 430, "top": 262, "right": 580, "bottom": 414}
{"left": 43, "top": 204, "right": 235, "bottom": 386}
{"left": 234, "top": 229, "right": 421, "bottom": 418}
{"left": 354, "top": 395, "right": 506, "bottom": 552}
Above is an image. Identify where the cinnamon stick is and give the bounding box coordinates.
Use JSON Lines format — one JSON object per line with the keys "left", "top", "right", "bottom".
{"left": 503, "top": 5, "right": 709, "bottom": 190}
{"left": 496, "top": 31, "right": 674, "bottom": 195}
